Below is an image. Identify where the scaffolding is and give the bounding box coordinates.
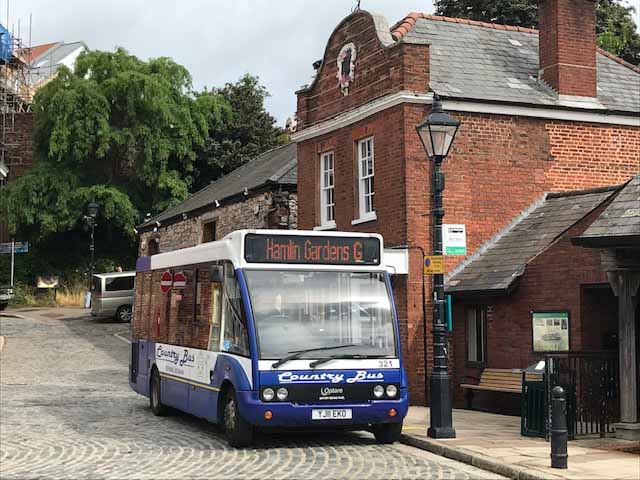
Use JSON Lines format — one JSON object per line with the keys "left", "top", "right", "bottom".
{"left": 0, "top": 8, "right": 33, "bottom": 188}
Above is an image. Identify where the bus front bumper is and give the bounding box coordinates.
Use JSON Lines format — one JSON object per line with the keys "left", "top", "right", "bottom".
{"left": 236, "top": 389, "right": 409, "bottom": 427}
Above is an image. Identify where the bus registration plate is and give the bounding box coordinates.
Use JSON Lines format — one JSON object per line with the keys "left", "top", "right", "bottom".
{"left": 312, "top": 409, "right": 352, "bottom": 420}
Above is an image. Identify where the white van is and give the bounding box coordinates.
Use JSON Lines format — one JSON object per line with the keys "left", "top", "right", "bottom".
{"left": 91, "top": 272, "right": 135, "bottom": 322}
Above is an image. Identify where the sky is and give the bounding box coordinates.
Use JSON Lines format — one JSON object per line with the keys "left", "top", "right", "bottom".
{"left": 7, "top": 0, "right": 640, "bottom": 126}
{"left": 6, "top": 0, "right": 436, "bottom": 125}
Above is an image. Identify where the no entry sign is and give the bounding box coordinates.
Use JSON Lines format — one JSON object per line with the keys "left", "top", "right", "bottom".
{"left": 160, "top": 271, "right": 173, "bottom": 294}
{"left": 173, "top": 272, "right": 187, "bottom": 289}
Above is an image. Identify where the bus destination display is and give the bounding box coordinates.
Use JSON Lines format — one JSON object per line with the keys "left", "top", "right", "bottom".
{"left": 244, "top": 234, "right": 381, "bottom": 265}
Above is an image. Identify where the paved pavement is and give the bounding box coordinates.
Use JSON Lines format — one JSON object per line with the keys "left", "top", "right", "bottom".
{"left": 0, "top": 308, "right": 503, "bottom": 479}
{"left": 402, "top": 407, "right": 640, "bottom": 480}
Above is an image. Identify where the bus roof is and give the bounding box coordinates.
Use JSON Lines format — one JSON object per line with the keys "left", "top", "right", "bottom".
{"left": 93, "top": 271, "right": 136, "bottom": 278}
{"left": 136, "top": 229, "right": 402, "bottom": 273}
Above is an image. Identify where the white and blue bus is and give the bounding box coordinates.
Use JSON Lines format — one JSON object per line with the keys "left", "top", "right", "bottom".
{"left": 130, "top": 230, "right": 408, "bottom": 447}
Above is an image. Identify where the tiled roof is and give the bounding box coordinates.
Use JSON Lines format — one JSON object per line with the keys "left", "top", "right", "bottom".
{"left": 391, "top": 13, "right": 640, "bottom": 113}
{"left": 446, "top": 186, "right": 620, "bottom": 295}
{"left": 16, "top": 42, "right": 61, "bottom": 64}
{"left": 574, "top": 174, "right": 640, "bottom": 247}
{"left": 139, "top": 143, "right": 297, "bottom": 230}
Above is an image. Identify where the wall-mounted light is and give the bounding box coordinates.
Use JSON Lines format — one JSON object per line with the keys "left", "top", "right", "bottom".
{"left": 182, "top": 213, "right": 188, "bottom": 220}
{"left": 215, "top": 200, "right": 220, "bottom": 208}
{"left": 244, "top": 187, "right": 249, "bottom": 197}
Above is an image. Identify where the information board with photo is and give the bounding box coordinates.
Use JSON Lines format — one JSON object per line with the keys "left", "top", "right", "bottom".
{"left": 532, "top": 311, "right": 569, "bottom": 352}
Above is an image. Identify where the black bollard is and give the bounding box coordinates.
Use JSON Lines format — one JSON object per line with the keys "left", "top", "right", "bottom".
{"left": 550, "top": 386, "right": 568, "bottom": 469}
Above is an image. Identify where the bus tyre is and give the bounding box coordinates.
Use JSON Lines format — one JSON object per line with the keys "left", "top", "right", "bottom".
{"left": 372, "top": 422, "right": 403, "bottom": 444}
{"left": 150, "top": 370, "right": 168, "bottom": 416}
{"left": 116, "top": 305, "right": 133, "bottom": 323}
{"left": 222, "top": 387, "right": 253, "bottom": 448}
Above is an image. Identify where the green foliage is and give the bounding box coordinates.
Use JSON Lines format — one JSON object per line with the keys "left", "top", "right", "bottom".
{"left": 434, "top": 0, "right": 538, "bottom": 27}
{"left": 0, "top": 48, "right": 229, "bottom": 279}
{"left": 597, "top": 0, "right": 640, "bottom": 64}
{"left": 193, "top": 74, "right": 288, "bottom": 191}
{"left": 434, "top": 0, "right": 640, "bottom": 65}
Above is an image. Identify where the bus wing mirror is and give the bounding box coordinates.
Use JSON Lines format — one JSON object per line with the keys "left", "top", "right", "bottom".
{"left": 210, "top": 265, "right": 224, "bottom": 283}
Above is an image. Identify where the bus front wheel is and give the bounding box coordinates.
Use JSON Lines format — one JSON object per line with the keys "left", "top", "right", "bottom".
{"left": 222, "top": 387, "right": 253, "bottom": 448}
{"left": 150, "top": 370, "right": 168, "bottom": 416}
{"left": 372, "top": 422, "right": 403, "bottom": 444}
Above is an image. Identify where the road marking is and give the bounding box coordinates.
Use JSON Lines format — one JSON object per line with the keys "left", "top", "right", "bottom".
{"left": 0, "top": 312, "right": 33, "bottom": 321}
{"left": 114, "top": 331, "right": 131, "bottom": 344}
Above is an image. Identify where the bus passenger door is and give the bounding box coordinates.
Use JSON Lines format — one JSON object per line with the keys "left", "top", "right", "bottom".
{"left": 188, "top": 266, "right": 223, "bottom": 422}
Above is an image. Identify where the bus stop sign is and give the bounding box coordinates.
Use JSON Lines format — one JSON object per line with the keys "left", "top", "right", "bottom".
{"left": 160, "top": 271, "right": 173, "bottom": 294}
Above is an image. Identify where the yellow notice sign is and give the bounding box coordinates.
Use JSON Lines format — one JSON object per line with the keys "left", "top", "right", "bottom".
{"left": 423, "top": 255, "right": 445, "bottom": 275}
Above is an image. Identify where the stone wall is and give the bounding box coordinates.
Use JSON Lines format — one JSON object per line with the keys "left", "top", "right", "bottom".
{"left": 138, "top": 190, "right": 297, "bottom": 257}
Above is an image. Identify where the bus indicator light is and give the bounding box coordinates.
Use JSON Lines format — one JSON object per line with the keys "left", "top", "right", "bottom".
{"left": 264, "top": 411, "right": 273, "bottom": 420}
{"left": 388, "top": 408, "right": 397, "bottom": 417}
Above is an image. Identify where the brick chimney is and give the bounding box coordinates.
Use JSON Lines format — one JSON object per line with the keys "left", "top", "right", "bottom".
{"left": 538, "top": 0, "right": 597, "bottom": 98}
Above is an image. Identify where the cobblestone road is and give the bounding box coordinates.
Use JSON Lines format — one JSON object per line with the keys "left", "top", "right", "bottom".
{"left": 0, "top": 309, "right": 503, "bottom": 479}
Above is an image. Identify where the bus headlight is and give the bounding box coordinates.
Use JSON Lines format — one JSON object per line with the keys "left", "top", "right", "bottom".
{"left": 386, "top": 385, "right": 398, "bottom": 398}
{"left": 373, "top": 385, "right": 384, "bottom": 398}
{"left": 262, "top": 388, "right": 275, "bottom": 401}
{"left": 276, "top": 387, "right": 289, "bottom": 401}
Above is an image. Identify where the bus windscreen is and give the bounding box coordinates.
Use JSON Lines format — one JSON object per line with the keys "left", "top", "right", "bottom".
{"left": 244, "top": 270, "right": 396, "bottom": 360}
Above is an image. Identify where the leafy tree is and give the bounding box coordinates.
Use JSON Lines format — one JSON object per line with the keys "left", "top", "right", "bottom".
{"left": 435, "top": 0, "right": 538, "bottom": 27}
{"left": 193, "top": 74, "right": 288, "bottom": 191}
{"left": 0, "top": 48, "right": 227, "bottom": 276}
{"left": 597, "top": 0, "right": 640, "bottom": 64}
{"left": 434, "top": 0, "right": 640, "bottom": 65}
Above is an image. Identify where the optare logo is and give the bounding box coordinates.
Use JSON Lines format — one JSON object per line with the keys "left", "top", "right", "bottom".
{"left": 320, "top": 386, "right": 343, "bottom": 396}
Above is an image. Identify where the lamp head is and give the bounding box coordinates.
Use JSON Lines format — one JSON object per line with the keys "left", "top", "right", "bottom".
{"left": 415, "top": 94, "right": 460, "bottom": 160}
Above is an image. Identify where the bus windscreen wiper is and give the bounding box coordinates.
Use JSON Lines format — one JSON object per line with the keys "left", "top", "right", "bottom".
{"left": 271, "top": 344, "right": 357, "bottom": 369}
{"left": 309, "top": 354, "right": 392, "bottom": 369}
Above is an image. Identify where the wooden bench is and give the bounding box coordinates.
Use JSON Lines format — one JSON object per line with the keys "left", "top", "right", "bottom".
{"left": 460, "top": 368, "right": 542, "bottom": 409}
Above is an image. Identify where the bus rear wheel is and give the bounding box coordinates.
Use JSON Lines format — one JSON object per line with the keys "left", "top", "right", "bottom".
{"left": 222, "top": 387, "right": 253, "bottom": 448}
{"left": 372, "top": 422, "right": 403, "bottom": 444}
{"left": 150, "top": 370, "right": 168, "bottom": 416}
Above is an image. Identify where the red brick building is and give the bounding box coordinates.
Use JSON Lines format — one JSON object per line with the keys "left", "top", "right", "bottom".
{"left": 291, "top": 0, "right": 639, "bottom": 412}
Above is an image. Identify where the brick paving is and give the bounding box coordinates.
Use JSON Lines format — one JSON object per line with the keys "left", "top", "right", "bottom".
{"left": 0, "top": 309, "right": 503, "bottom": 479}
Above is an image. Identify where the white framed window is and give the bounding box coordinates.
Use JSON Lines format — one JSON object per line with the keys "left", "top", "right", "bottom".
{"left": 318, "top": 151, "right": 336, "bottom": 229}
{"left": 353, "top": 137, "right": 376, "bottom": 224}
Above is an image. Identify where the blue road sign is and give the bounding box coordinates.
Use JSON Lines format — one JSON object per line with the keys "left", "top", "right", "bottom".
{"left": 0, "top": 242, "right": 29, "bottom": 254}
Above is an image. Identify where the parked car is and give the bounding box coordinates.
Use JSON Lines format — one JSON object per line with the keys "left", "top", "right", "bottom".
{"left": 0, "top": 285, "right": 14, "bottom": 311}
{"left": 91, "top": 272, "right": 135, "bottom": 322}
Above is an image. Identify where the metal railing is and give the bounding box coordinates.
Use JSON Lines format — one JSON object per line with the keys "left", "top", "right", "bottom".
{"left": 545, "top": 352, "right": 619, "bottom": 438}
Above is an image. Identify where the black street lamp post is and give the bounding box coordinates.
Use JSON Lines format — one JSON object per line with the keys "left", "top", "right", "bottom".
{"left": 85, "top": 202, "right": 99, "bottom": 293}
{"left": 415, "top": 94, "right": 460, "bottom": 439}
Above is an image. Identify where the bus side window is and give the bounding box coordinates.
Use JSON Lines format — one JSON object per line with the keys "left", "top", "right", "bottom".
{"left": 220, "top": 263, "right": 250, "bottom": 357}
{"left": 208, "top": 279, "right": 222, "bottom": 352}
